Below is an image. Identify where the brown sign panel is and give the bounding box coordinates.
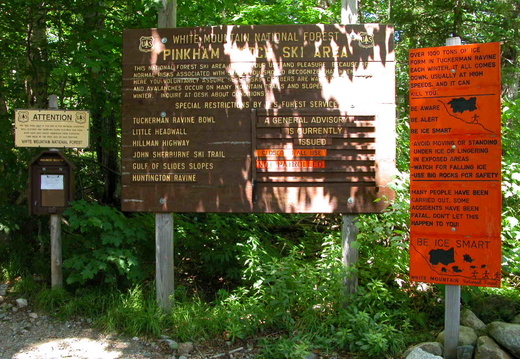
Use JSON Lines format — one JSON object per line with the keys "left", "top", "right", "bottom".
{"left": 122, "top": 24, "right": 396, "bottom": 213}
{"left": 409, "top": 42, "right": 502, "bottom": 287}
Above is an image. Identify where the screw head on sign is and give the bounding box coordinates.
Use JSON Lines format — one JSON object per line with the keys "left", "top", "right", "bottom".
{"left": 161, "top": 37, "right": 168, "bottom": 43}
{"left": 452, "top": 145, "right": 457, "bottom": 149}
{"left": 451, "top": 227, "right": 456, "bottom": 232}
{"left": 161, "top": 111, "right": 167, "bottom": 117}
{"left": 159, "top": 198, "right": 166, "bottom": 204}
{"left": 348, "top": 197, "right": 355, "bottom": 204}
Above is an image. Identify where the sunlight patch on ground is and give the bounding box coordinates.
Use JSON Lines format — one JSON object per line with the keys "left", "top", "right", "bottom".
{"left": 13, "top": 337, "right": 128, "bottom": 359}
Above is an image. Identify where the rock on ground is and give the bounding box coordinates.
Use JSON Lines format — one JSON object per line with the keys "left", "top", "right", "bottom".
{"left": 405, "top": 347, "right": 443, "bottom": 359}
{"left": 437, "top": 325, "right": 478, "bottom": 347}
{"left": 487, "top": 321, "right": 520, "bottom": 358}
{"left": 475, "top": 335, "right": 513, "bottom": 359}
{"left": 461, "top": 309, "right": 487, "bottom": 337}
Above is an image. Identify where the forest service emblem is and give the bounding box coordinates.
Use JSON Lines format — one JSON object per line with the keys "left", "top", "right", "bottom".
{"left": 75, "top": 112, "right": 87, "bottom": 124}
{"left": 358, "top": 32, "right": 375, "bottom": 48}
{"left": 139, "top": 36, "right": 154, "bottom": 52}
{"left": 17, "top": 111, "right": 29, "bottom": 123}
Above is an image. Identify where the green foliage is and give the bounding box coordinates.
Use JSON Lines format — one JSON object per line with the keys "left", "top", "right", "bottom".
{"left": 0, "top": 211, "right": 48, "bottom": 282}
{"left": 464, "top": 286, "right": 520, "bottom": 323}
{"left": 356, "top": 173, "right": 410, "bottom": 285}
{"left": 502, "top": 99, "right": 520, "bottom": 162}
{"left": 0, "top": 2, "right": 520, "bottom": 358}
{"left": 62, "top": 200, "right": 151, "bottom": 286}
{"left": 173, "top": 213, "right": 323, "bottom": 294}
{"left": 501, "top": 98, "right": 520, "bottom": 279}
{"left": 501, "top": 161, "right": 520, "bottom": 278}
{"left": 9, "top": 276, "right": 46, "bottom": 299}
{"left": 35, "top": 288, "right": 73, "bottom": 313}
{"left": 231, "top": 0, "right": 340, "bottom": 25}
{"left": 101, "top": 286, "right": 167, "bottom": 337}
{"left": 258, "top": 338, "right": 314, "bottom": 359}
{"left": 169, "top": 231, "right": 428, "bottom": 358}
{"left": 333, "top": 307, "right": 406, "bottom": 357}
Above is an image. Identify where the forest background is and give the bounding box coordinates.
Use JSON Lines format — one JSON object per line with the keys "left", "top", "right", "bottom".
{"left": 0, "top": 0, "right": 519, "bottom": 358}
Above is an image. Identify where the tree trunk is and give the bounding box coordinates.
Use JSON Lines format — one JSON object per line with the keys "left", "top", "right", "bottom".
{"left": 26, "top": 3, "right": 49, "bottom": 108}
{"left": 452, "top": 0, "right": 463, "bottom": 38}
{"left": 83, "top": 1, "right": 119, "bottom": 206}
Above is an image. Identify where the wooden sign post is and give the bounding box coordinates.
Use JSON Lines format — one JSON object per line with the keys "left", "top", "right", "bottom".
{"left": 155, "top": 0, "right": 177, "bottom": 311}
{"left": 341, "top": 0, "right": 360, "bottom": 295}
{"left": 409, "top": 40, "right": 502, "bottom": 358}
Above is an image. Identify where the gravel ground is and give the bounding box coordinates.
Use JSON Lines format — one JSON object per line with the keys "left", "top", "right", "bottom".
{"left": 0, "top": 289, "right": 259, "bottom": 359}
{"left": 0, "top": 301, "right": 167, "bottom": 359}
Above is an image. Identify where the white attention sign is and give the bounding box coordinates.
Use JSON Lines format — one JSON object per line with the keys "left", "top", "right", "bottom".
{"left": 15, "top": 109, "right": 90, "bottom": 148}
{"left": 41, "top": 174, "right": 64, "bottom": 190}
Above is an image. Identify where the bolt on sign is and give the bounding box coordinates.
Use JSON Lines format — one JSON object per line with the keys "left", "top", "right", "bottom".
{"left": 15, "top": 110, "right": 90, "bottom": 148}
{"left": 122, "top": 24, "right": 396, "bottom": 213}
{"left": 409, "top": 42, "right": 502, "bottom": 287}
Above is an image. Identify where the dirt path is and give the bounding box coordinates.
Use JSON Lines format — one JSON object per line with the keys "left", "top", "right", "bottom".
{"left": 0, "top": 300, "right": 166, "bottom": 359}
{"left": 0, "top": 295, "right": 257, "bottom": 359}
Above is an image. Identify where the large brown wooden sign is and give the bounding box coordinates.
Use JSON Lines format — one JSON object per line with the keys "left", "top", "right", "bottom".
{"left": 122, "top": 24, "right": 396, "bottom": 213}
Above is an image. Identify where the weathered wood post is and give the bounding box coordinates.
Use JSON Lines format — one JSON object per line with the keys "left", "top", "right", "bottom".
{"left": 341, "top": 0, "right": 359, "bottom": 25}
{"left": 155, "top": 0, "right": 177, "bottom": 311}
{"left": 341, "top": 214, "right": 359, "bottom": 294}
{"left": 48, "top": 94, "right": 63, "bottom": 288}
{"left": 50, "top": 212, "right": 63, "bottom": 288}
{"left": 155, "top": 212, "right": 174, "bottom": 310}
{"left": 341, "top": 0, "right": 359, "bottom": 295}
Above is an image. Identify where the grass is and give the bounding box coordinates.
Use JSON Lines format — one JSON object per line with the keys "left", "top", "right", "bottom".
{"left": 7, "top": 227, "right": 520, "bottom": 358}
{"left": 8, "top": 270, "right": 520, "bottom": 358}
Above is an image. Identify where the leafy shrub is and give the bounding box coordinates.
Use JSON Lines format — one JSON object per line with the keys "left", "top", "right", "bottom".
{"left": 0, "top": 205, "right": 48, "bottom": 282}
{"left": 356, "top": 173, "right": 410, "bottom": 285}
{"left": 502, "top": 161, "right": 520, "bottom": 279}
{"left": 470, "top": 293, "right": 520, "bottom": 323}
{"left": 173, "top": 213, "right": 321, "bottom": 296}
{"left": 210, "top": 232, "right": 417, "bottom": 358}
{"left": 62, "top": 200, "right": 151, "bottom": 286}
{"left": 501, "top": 98, "right": 520, "bottom": 281}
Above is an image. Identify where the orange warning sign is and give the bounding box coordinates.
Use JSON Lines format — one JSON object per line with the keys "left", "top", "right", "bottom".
{"left": 410, "top": 181, "right": 501, "bottom": 237}
{"left": 255, "top": 149, "right": 327, "bottom": 157}
{"left": 409, "top": 233, "right": 502, "bottom": 287}
{"left": 256, "top": 160, "right": 326, "bottom": 170}
{"left": 410, "top": 137, "right": 501, "bottom": 181}
{"left": 409, "top": 42, "right": 501, "bottom": 287}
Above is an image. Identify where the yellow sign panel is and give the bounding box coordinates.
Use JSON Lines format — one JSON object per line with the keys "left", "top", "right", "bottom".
{"left": 15, "top": 109, "right": 90, "bottom": 148}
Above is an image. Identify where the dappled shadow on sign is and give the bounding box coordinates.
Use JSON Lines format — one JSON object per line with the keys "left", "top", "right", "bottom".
{"left": 121, "top": 24, "right": 395, "bottom": 213}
